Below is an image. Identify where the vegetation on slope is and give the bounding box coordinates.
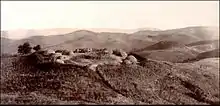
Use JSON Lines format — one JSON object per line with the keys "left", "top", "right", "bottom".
{"left": 1, "top": 51, "right": 219, "bottom": 105}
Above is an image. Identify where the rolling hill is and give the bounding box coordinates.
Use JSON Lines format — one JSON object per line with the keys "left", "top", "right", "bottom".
{"left": 1, "top": 26, "right": 219, "bottom": 55}
{"left": 185, "top": 40, "right": 219, "bottom": 53}
{"left": 1, "top": 28, "right": 153, "bottom": 40}
{"left": 181, "top": 49, "right": 220, "bottom": 63}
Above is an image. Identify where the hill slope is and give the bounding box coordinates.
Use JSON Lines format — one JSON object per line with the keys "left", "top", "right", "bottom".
{"left": 181, "top": 49, "right": 220, "bottom": 63}
{"left": 1, "top": 53, "right": 219, "bottom": 104}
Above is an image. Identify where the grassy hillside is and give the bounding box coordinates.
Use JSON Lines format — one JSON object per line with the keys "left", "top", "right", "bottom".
{"left": 1, "top": 52, "right": 219, "bottom": 104}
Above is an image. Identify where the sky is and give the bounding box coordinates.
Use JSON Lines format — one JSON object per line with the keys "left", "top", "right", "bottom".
{"left": 1, "top": 1, "right": 219, "bottom": 31}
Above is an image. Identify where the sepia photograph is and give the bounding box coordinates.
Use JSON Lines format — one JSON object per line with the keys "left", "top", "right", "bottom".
{"left": 1, "top": 1, "right": 219, "bottom": 105}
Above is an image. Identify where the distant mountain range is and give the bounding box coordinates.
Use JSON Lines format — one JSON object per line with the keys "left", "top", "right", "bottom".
{"left": 1, "top": 27, "right": 161, "bottom": 40}
{"left": 1, "top": 26, "right": 219, "bottom": 54}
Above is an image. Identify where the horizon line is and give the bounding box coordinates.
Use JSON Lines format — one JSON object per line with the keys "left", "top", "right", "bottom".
{"left": 1, "top": 25, "right": 219, "bottom": 32}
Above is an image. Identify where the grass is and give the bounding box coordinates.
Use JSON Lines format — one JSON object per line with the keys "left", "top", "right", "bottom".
{"left": 1, "top": 52, "right": 219, "bottom": 105}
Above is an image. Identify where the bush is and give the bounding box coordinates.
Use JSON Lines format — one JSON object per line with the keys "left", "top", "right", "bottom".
{"left": 112, "top": 49, "right": 121, "bottom": 57}
{"left": 55, "top": 50, "right": 63, "bottom": 53}
{"left": 18, "top": 42, "right": 32, "bottom": 54}
{"left": 62, "top": 50, "right": 71, "bottom": 55}
{"left": 33, "top": 45, "right": 41, "bottom": 51}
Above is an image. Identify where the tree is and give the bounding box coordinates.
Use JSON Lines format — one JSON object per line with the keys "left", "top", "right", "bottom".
{"left": 33, "top": 45, "right": 41, "bottom": 51}
{"left": 17, "top": 42, "right": 32, "bottom": 54}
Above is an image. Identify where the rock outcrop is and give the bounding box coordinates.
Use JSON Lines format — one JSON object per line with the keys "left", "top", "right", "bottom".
{"left": 112, "top": 49, "right": 128, "bottom": 59}
{"left": 123, "top": 59, "right": 132, "bottom": 65}
{"left": 126, "top": 55, "right": 138, "bottom": 64}
{"left": 55, "top": 59, "right": 65, "bottom": 64}
{"left": 33, "top": 48, "right": 134, "bottom": 71}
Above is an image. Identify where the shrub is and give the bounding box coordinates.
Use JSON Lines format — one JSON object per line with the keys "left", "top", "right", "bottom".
{"left": 62, "top": 50, "right": 71, "bottom": 55}
{"left": 18, "top": 42, "right": 32, "bottom": 54}
{"left": 33, "top": 45, "right": 41, "bottom": 51}
{"left": 55, "top": 50, "right": 63, "bottom": 53}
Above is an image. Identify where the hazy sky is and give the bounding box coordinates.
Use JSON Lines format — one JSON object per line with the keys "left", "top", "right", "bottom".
{"left": 1, "top": 1, "right": 219, "bottom": 30}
